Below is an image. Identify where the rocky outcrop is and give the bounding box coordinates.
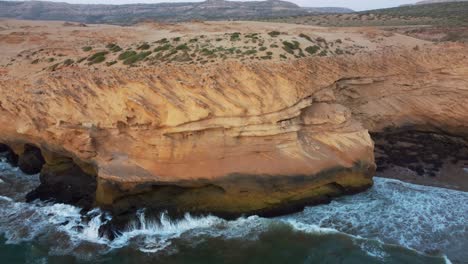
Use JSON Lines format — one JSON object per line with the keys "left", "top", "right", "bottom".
{"left": 372, "top": 129, "right": 468, "bottom": 191}
{"left": 17, "top": 144, "right": 45, "bottom": 175}
{"left": 1, "top": 36, "right": 468, "bottom": 218}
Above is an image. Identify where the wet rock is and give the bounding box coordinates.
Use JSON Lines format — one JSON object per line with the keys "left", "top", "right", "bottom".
{"left": 18, "top": 144, "right": 45, "bottom": 175}
{"left": 26, "top": 159, "right": 97, "bottom": 210}
{"left": 0, "top": 143, "right": 8, "bottom": 153}
{"left": 0, "top": 145, "right": 19, "bottom": 167}
{"left": 372, "top": 129, "right": 468, "bottom": 178}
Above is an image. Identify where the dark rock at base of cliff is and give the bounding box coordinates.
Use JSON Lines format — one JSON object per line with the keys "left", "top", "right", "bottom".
{"left": 0, "top": 143, "right": 8, "bottom": 153}
{"left": 96, "top": 163, "right": 374, "bottom": 239}
{"left": 0, "top": 144, "right": 19, "bottom": 167}
{"left": 372, "top": 129, "right": 468, "bottom": 191}
{"left": 18, "top": 144, "right": 46, "bottom": 175}
{"left": 26, "top": 160, "right": 97, "bottom": 210}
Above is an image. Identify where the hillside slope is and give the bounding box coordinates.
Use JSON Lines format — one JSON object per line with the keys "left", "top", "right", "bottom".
{"left": 0, "top": 0, "right": 352, "bottom": 24}
{"left": 416, "top": 0, "right": 468, "bottom": 4}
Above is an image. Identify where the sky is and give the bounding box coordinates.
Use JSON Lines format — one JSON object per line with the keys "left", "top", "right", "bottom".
{"left": 6, "top": 0, "right": 419, "bottom": 11}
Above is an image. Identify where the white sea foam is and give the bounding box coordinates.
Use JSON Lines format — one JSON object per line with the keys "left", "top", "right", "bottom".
{"left": 109, "top": 210, "right": 222, "bottom": 252}
{"left": 443, "top": 255, "right": 453, "bottom": 264}
{"left": 283, "top": 219, "right": 339, "bottom": 235}
{"left": 0, "top": 158, "right": 466, "bottom": 261}
{"left": 0, "top": 195, "right": 12, "bottom": 202}
{"left": 280, "top": 177, "right": 468, "bottom": 261}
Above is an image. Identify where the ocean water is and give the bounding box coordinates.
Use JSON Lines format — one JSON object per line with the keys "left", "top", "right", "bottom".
{"left": 0, "top": 159, "right": 467, "bottom": 264}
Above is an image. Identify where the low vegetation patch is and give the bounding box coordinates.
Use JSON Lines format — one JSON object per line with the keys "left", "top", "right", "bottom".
{"left": 176, "top": 44, "right": 190, "bottom": 51}
{"left": 106, "top": 61, "right": 117, "bottom": 66}
{"left": 123, "top": 51, "right": 152, "bottom": 65}
{"left": 87, "top": 51, "right": 108, "bottom": 64}
{"left": 63, "top": 59, "right": 74, "bottom": 66}
{"left": 230, "top": 32, "right": 241, "bottom": 41}
{"left": 106, "top": 43, "right": 122, "bottom": 53}
{"left": 282, "top": 41, "right": 300, "bottom": 54}
{"left": 118, "top": 50, "right": 137, "bottom": 60}
{"left": 156, "top": 38, "right": 169, "bottom": 44}
{"left": 305, "top": 45, "right": 320, "bottom": 55}
{"left": 154, "top": 44, "right": 172, "bottom": 52}
{"left": 137, "top": 43, "right": 151, "bottom": 50}
{"left": 299, "top": 33, "right": 313, "bottom": 42}
{"left": 268, "top": 31, "right": 281, "bottom": 37}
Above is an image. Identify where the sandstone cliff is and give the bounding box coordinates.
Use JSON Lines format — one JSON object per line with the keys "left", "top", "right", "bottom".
{"left": 1, "top": 20, "right": 467, "bottom": 218}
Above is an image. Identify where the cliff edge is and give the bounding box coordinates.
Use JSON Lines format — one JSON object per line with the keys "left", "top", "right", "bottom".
{"left": 1, "top": 20, "right": 467, "bottom": 218}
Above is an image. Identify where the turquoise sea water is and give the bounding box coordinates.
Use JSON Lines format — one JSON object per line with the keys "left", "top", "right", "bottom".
{"left": 0, "top": 160, "right": 467, "bottom": 264}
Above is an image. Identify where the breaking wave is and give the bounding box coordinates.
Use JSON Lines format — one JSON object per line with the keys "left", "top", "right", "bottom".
{"left": 0, "top": 159, "right": 466, "bottom": 263}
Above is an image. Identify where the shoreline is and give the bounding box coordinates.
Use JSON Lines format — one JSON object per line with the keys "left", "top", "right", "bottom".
{"left": 378, "top": 171, "right": 468, "bottom": 193}
{"left": 373, "top": 130, "right": 468, "bottom": 193}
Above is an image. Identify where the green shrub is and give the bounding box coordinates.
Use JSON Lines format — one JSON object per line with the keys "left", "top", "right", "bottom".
{"left": 259, "top": 47, "right": 267, "bottom": 51}
{"left": 154, "top": 44, "right": 172, "bottom": 52}
{"left": 244, "top": 49, "right": 257, "bottom": 55}
{"left": 280, "top": 54, "right": 287, "bottom": 59}
{"left": 200, "top": 48, "right": 215, "bottom": 56}
{"left": 118, "top": 50, "right": 137, "bottom": 60}
{"left": 106, "top": 43, "right": 122, "bottom": 52}
{"left": 87, "top": 51, "right": 108, "bottom": 64}
{"left": 282, "top": 41, "right": 300, "bottom": 54}
{"left": 137, "top": 43, "right": 151, "bottom": 50}
{"left": 270, "top": 44, "right": 279, "bottom": 48}
{"left": 283, "top": 41, "right": 300, "bottom": 50}
{"left": 106, "top": 61, "right": 117, "bottom": 66}
{"left": 63, "top": 59, "right": 74, "bottom": 66}
{"left": 299, "top": 33, "right": 312, "bottom": 42}
{"left": 82, "top": 46, "right": 92, "bottom": 52}
{"left": 164, "top": 49, "right": 178, "bottom": 58}
{"left": 268, "top": 31, "right": 281, "bottom": 37}
{"left": 266, "top": 51, "right": 273, "bottom": 56}
{"left": 305, "top": 45, "right": 320, "bottom": 55}
{"left": 316, "top": 37, "right": 327, "bottom": 43}
{"left": 31, "top": 59, "right": 39, "bottom": 64}
{"left": 156, "top": 38, "right": 169, "bottom": 44}
{"left": 88, "top": 51, "right": 108, "bottom": 60}
{"left": 89, "top": 56, "right": 105, "bottom": 64}
{"left": 230, "top": 32, "right": 241, "bottom": 41}
{"left": 47, "top": 57, "right": 55, "bottom": 62}
{"left": 176, "top": 44, "right": 190, "bottom": 51}
{"left": 189, "top": 38, "right": 198, "bottom": 43}
{"left": 173, "top": 37, "right": 181, "bottom": 42}
{"left": 245, "top": 33, "right": 259, "bottom": 39}
{"left": 123, "top": 51, "right": 152, "bottom": 65}
{"left": 335, "top": 48, "right": 344, "bottom": 55}
{"left": 335, "top": 39, "right": 343, "bottom": 44}
{"left": 318, "top": 50, "right": 328, "bottom": 56}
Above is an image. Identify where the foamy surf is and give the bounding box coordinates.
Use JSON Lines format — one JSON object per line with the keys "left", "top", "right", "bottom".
{"left": 0, "top": 160, "right": 466, "bottom": 263}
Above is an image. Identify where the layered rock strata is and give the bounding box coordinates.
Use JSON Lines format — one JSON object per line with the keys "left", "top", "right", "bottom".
{"left": 1, "top": 43, "right": 468, "bottom": 218}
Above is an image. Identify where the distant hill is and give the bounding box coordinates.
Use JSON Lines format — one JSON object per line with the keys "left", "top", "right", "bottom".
{"left": 416, "top": 0, "right": 468, "bottom": 4}
{"left": 364, "top": 1, "right": 468, "bottom": 26}
{"left": 0, "top": 0, "right": 353, "bottom": 24}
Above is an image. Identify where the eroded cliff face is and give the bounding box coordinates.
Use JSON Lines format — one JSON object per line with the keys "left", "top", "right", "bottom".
{"left": 1, "top": 23, "right": 468, "bottom": 217}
